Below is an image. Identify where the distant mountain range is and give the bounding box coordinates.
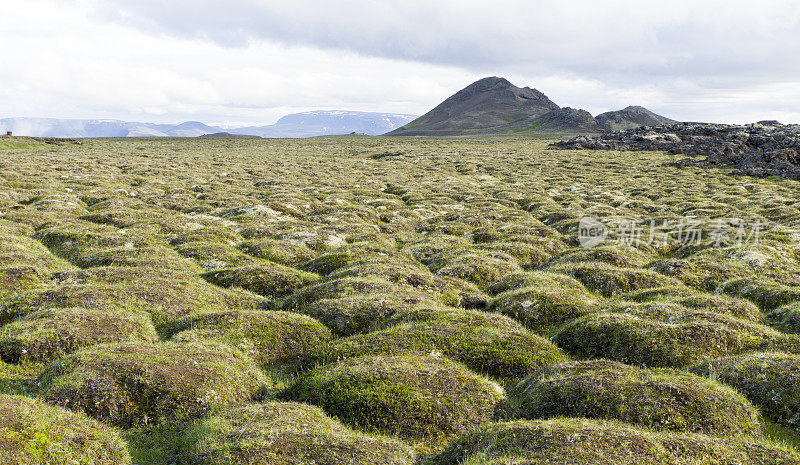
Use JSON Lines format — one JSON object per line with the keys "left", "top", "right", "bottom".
{"left": 1, "top": 81, "right": 678, "bottom": 138}
{"left": 387, "top": 77, "right": 677, "bottom": 136}
{"left": 0, "top": 118, "right": 220, "bottom": 138}
{"left": 0, "top": 111, "right": 417, "bottom": 138}
{"left": 226, "top": 111, "right": 416, "bottom": 138}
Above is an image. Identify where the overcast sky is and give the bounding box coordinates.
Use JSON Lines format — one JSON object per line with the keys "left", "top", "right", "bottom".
{"left": 2, "top": 0, "right": 799, "bottom": 125}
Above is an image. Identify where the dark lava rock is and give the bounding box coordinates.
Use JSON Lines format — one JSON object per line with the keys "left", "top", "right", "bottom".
{"left": 551, "top": 121, "right": 800, "bottom": 180}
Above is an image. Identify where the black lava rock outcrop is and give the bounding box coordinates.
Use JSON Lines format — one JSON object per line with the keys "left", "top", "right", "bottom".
{"left": 552, "top": 121, "right": 800, "bottom": 179}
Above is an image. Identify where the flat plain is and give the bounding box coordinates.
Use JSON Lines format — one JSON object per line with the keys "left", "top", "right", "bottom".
{"left": 2, "top": 135, "right": 800, "bottom": 463}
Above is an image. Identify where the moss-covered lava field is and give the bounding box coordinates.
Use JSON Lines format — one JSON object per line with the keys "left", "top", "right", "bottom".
{"left": 2, "top": 135, "right": 800, "bottom": 463}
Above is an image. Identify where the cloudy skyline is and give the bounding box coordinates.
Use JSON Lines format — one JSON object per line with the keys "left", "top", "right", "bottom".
{"left": 3, "top": 0, "right": 800, "bottom": 126}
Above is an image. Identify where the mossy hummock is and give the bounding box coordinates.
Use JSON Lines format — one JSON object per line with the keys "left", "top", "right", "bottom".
{"left": 692, "top": 351, "right": 800, "bottom": 431}
{"left": 554, "top": 302, "right": 786, "bottom": 368}
{"left": 301, "top": 309, "right": 567, "bottom": 384}
{"left": 0, "top": 307, "right": 158, "bottom": 364}
{"left": 0, "top": 394, "right": 131, "bottom": 464}
{"left": 505, "top": 359, "right": 762, "bottom": 437}
{"left": 169, "top": 309, "right": 332, "bottom": 367}
{"left": 487, "top": 271, "right": 603, "bottom": 335}
{"left": 186, "top": 402, "right": 417, "bottom": 465}
{"left": 36, "top": 342, "right": 267, "bottom": 427}
{"left": 430, "top": 418, "right": 800, "bottom": 465}
{"left": 283, "top": 355, "right": 504, "bottom": 441}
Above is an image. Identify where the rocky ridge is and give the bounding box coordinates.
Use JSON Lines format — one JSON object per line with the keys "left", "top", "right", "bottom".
{"left": 552, "top": 121, "right": 800, "bottom": 179}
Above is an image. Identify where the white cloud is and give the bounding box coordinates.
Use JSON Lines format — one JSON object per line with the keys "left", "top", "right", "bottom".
{"left": 1, "top": 0, "right": 799, "bottom": 124}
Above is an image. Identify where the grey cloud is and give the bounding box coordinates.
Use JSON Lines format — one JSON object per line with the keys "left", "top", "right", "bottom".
{"left": 91, "top": 0, "right": 800, "bottom": 83}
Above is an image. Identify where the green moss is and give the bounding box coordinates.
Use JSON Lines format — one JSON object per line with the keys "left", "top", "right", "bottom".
{"left": 720, "top": 277, "right": 800, "bottom": 310}
{"left": 299, "top": 242, "right": 397, "bottom": 275}
{"left": 167, "top": 225, "right": 241, "bottom": 246}
{"left": 0, "top": 394, "right": 131, "bottom": 464}
{"left": 297, "top": 294, "right": 450, "bottom": 336}
{"left": 0, "top": 307, "right": 158, "bottom": 364}
{"left": 646, "top": 257, "right": 749, "bottom": 292}
{"left": 429, "top": 418, "right": 800, "bottom": 465}
{"left": 402, "top": 235, "right": 471, "bottom": 265}
{"left": 674, "top": 294, "right": 764, "bottom": 322}
{"left": 0, "top": 361, "right": 41, "bottom": 396}
{"left": 0, "top": 233, "right": 72, "bottom": 272}
{"left": 0, "top": 266, "right": 49, "bottom": 301}
{"left": 169, "top": 309, "right": 332, "bottom": 367}
{"left": 550, "top": 245, "right": 654, "bottom": 268}
{"left": 124, "top": 419, "right": 196, "bottom": 465}
{"left": 547, "top": 261, "right": 684, "bottom": 297}
{"left": 767, "top": 302, "right": 800, "bottom": 334}
{"left": 6, "top": 129, "right": 800, "bottom": 457}
{"left": 620, "top": 285, "right": 697, "bottom": 302}
{"left": 619, "top": 287, "right": 764, "bottom": 322}
{"left": 428, "top": 248, "right": 522, "bottom": 288}
{"left": 325, "top": 257, "right": 484, "bottom": 308}
{"left": 201, "top": 263, "right": 320, "bottom": 298}
{"left": 279, "top": 276, "right": 438, "bottom": 312}
{"left": 2, "top": 267, "right": 266, "bottom": 334}
{"left": 283, "top": 355, "right": 504, "bottom": 442}
{"left": 487, "top": 272, "right": 603, "bottom": 335}
{"left": 36, "top": 342, "right": 267, "bottom": 427}
{"left": 185, "top": 402, "right": 417, "bottom": 464}
{"left": 300, "top": 309, "right": 567, "bottom": 384}
{"left": 481, "top": 241, "right": 556, "bottom": 268}
{"left": 692, "top": 352, "right": 800, "bottom": 431}
{"left": 553, "top": 302, "right": 786, "bottom": 368}
{"left": 765, "top": 420, "right": 800, "bottom": 453}
{"left": 238, "top": 238, "right": 316, "bottom": 265}
{"left": 175, "top": 241, "right": 256, "bottom": 270}
{"left": 505, "top": 359, "right": 762, "bottom": 437}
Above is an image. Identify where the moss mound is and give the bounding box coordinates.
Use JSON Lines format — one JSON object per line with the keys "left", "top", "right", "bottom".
{"left": 0, "top": 266, "right": 49, "bottom": 301}
{"left": 36, "top": 342, "right": 266, "bottom": 427}
{"left": 0, "top": 394, "right": 131, "bottom": 464}
{"left": 551, "top": 245, "right": 654, "bottom": 268}
{"left": 325, "top": 257, "right": 483, "bottom": 306}
{"left": 175, "top": 241, "right": 255, "bottom": 270}
{"left": 553, "top": 302, "right": 784, "bottom": 368}
{"left": 484, "top": 271, "right": 577, "bottom": 296}
{"left": 720, "top": 277, "right": 800, "bottom": 311}
{"left": 2, "top": 268, "right": 265, "bottom": 332}
{"left": 0, "top": 232, "right": 72, "bottom": 276}
{"left": 428, "top": 249, "right": 522, "bottom": 288}
{"left": 675, "top": 294, "right": 764, "bottom": 322}
{"left": 402, "top": 235, "right": 472, "bottom": 265}
{"left": 238, "top": 238, "right": 316, "bottom": 265}
{"left": 301, "top": 309, "right": 567, "bottom": 384}
{"left": 767, "top": 302, "right": 800, "bottom": 333}
{"left": 299, "top": 242, "right": 397, "bottom": 275}
{"left": 505, "top": 359, "right": 761, "bottom": 437}
{"left": 186, "top": 402, "right": 417, "bottom": 465}
{"left": 283, "top": 355, "right": 504, "bottom": 440}
{"left": 480, "top": 240, "right": 557, "bottom": 268}
{"left": 201, "top": 263, "right": 320, "bottom": 298}
{"left": 298, "top": 294, "right": 450, "bottom": 336}
{"left": 279, "top": 277, "right": 438, "bottom": 312}
{"left": 487, "top": 272, "right": 603, "bottom": 335}
{"left": 429, "top": 418, "right": 800, "bottom": 465}
{"left": 646, "top": 257, "right": 749, "bottom": 292}
{"left": 692, "top": 352, "right": 800, "bottom": 430}
{"left": 547, "top": 261, "right": 683, "bottom": 297}
{"left": 169, "top": 310, "right": 332, "bottom": 367}
{"left": 0, "top": 307, "right": 158, "bottom": 364}
{"left": 619, "top": 287, "right": 764, "bottom": 322}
